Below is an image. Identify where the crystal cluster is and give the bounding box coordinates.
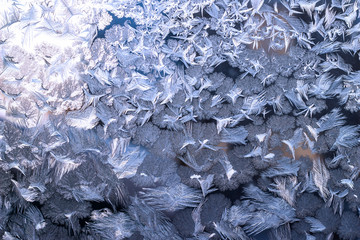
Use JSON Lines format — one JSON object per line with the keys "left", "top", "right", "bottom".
{"left": 1, "top": 0, "right": 360, "bottom": 239}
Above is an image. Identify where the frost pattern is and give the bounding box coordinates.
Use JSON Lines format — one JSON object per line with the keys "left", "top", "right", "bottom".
{"left": 1, "top": 0, "right": 360, "bottom": 239}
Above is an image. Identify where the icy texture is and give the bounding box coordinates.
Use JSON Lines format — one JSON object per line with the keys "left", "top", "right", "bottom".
{"left": 1, "top": 0, "right": 360, "bottom": 239}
